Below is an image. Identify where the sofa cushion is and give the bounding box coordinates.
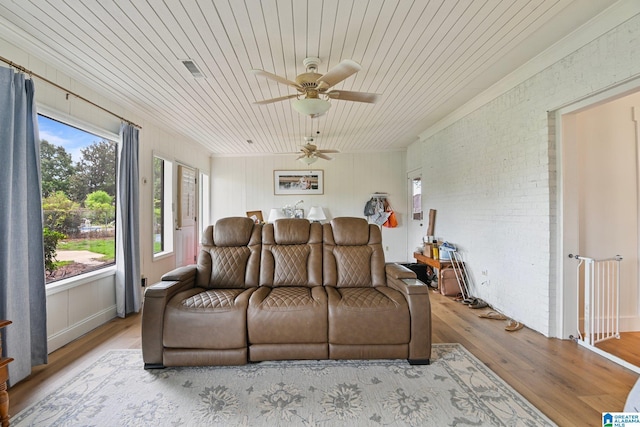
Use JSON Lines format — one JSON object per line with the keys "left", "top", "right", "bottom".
{"left": 164, "top": 287, "right": 254, "bottom": 349}
{"left": 261, "top": 219, "right": 322, "bottom": 287}
{"left": 323, "top": 218, "right": 386, "bottom": 288}
{"left": 196, "top": 217, "right": 261, "bottom": 289}
{"left": 330, "top": 217, "right": 372, "bottom": 246}
{"left": 248, "top": 286, "right": 328, "bottom": 344}
{"left": 213, "top": 217, "right": 255, "bottom": 246}
{"left": 326, "top": 286, "right": 410, "bottom": 345}
{"left": 274, "top": 219, "right": 312, "bottom": 244}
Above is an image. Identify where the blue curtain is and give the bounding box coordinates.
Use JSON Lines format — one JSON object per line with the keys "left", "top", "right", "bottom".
{"left": 115, "top": 123, "right": 141, "bottom": 317}
{"left": 0, "top": 66, "right": 48, "bottom": 384}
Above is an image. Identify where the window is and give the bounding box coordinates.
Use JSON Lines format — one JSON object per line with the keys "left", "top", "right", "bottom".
{"left": 38, "top": 114, "right": 117, "bottom": 283}
{"left": 153, "top": 154, "right": 174, "bottom": 256}
{"left": 412, "top": 177, "right": 422, "bottom": 220}
{"left": 199, "top": 171, "right": 210, "bottom": 243}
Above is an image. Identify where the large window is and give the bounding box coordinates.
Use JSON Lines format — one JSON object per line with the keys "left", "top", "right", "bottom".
{"left": 39, "top": 115, "right": 117, "bottom": 283}
{"left": 153, "top": 154, "right": 174, "bottom": 256}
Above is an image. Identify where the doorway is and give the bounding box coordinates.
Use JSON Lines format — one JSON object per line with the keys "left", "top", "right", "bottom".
{"left": 559, "top": 85, "right": 640, "bottom": 371}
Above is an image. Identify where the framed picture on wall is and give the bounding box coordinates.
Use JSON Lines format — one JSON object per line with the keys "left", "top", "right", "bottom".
{"left": 274, "top": 170, "right": 324, "bottom": 195}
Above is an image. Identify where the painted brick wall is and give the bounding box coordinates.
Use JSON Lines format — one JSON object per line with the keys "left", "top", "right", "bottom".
{"left": 413, "top": 12, "right": 640, "bottom": 336}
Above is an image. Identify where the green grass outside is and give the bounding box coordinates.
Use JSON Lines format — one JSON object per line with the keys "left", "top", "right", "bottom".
{"left": 58, "top": 238, "right": 115, "bottom": 260}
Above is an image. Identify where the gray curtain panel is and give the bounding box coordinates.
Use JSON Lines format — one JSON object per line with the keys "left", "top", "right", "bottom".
{"left": 115, "top": 123, "right": 141, "bottom": 317}
{"left": 0, "top": 66, "right": 48, "bottom": 384}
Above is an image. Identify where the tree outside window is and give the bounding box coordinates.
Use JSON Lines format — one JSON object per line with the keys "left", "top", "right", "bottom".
{"left": 38, "top": 115, "right": 117, "bottom": 283}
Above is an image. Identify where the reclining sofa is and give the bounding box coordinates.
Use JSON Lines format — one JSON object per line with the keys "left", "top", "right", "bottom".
{"left": 142, "top": 216, "right": 431, "bottom": 368}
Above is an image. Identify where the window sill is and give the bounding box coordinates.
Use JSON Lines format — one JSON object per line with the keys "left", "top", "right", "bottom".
{"left": 46, "top": 266, "right": 116, "bottom": 296}
{"left": 153, "top": 251, "right": 174, "bottom": 262}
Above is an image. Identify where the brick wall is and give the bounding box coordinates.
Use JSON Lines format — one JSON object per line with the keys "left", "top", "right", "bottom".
{"left": 412, "top": 12, "right": 640, "bottom": 336}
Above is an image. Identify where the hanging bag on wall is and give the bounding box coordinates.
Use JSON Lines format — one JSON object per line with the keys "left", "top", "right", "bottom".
{"left": 382, "top": 198, "right": 398, "bottom": 228}
{"left": 383, "top": 210, "right": 398, "bottom": 228}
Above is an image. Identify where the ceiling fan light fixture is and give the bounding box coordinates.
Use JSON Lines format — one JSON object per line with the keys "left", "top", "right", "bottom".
{"left": 291, "top": 98, "right": 330, "bottom": 117}
{"left": 299, "top": 155, "right": 318, "bottom": 165}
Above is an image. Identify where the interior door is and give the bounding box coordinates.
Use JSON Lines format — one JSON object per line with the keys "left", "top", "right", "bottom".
{"left": 176, "top": 164, "right": 198, "bottom": 267}
{"left": 407, "top": 170, "right": 424, "bottom": 261}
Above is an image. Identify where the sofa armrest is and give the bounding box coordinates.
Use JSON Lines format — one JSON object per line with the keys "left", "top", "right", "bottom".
{"left": 142, "top": 267, "right": 198, "bottom": 368}
{"left": 385, "top": 262, "right": 416, "bottom": 280}
{"left": 386, "top": 270, "right": 431, "bottom": 363}
{"left": 161, "top": 265, "right": 197, "bottom": 282}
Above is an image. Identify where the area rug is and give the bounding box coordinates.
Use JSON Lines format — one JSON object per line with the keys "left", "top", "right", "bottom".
{"left": 12, "top": 344, "right": 555, "bottom": 426}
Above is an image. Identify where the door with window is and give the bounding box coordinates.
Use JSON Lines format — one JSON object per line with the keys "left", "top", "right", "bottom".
{"left": 176, "top": 164, "right": 198, "bottom": 267}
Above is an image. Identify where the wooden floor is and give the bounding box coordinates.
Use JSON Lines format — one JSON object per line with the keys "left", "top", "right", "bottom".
{"left": 597, "top": 332, "right": 640, "bottom": 368}
{"left": 8, "top": 291, "right": 640, "bottom": 427}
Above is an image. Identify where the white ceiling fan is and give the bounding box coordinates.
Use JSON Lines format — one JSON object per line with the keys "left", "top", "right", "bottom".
{"left": 296, "top": 134, "right": 339, "bottom": 165}
{"left": 251, "top": 57, "right": 379, "bottom": 117}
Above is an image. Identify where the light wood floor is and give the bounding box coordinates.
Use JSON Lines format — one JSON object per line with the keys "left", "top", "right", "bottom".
{"left": 8, "top": 291, "right": 640, "bottom": 427}
{"left": 597, "top": 332, "right": 640, "bottom": 368}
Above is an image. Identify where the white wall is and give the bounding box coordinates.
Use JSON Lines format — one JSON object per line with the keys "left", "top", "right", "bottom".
{"left": 0, "top": 36, "right": 213, "bottom": 351}
{"left": 211, "top": 151, "right": 409, "bottom": 262}
{"left": 409, "top": 9, "right": 640, "bottom": 336}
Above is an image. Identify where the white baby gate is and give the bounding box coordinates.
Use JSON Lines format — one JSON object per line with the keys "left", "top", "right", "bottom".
{"left": 571, "top": 254, "right": 622, "bottom": 346}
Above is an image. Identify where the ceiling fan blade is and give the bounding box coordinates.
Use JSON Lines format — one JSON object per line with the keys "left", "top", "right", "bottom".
{"left": 250, "top": 69, "right": 301, "bottom": 89}
{"left": 316, "top": 152, "right": 333, "bottom": 160}
{"left": 327, "top": 90, "right": 379, "bottom": 103}
{"left": 318, "top": 149, "right": 340, "bottom": 154}
{"left": 316, "top": 60, "right": 361, "bottom": 89}
{"left": 254, "top": 94, "right": 298, "bottom": 105}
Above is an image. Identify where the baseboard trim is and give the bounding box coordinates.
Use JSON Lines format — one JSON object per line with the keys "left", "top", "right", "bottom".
{"left": 47, "top": 305, "right": 117, "bottom": 353}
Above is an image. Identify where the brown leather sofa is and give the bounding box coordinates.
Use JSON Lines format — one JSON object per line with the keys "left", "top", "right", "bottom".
{"left": 142, "top": 216, "right": 431, "bottom": 368}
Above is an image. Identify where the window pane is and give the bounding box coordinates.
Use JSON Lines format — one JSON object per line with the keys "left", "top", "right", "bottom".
{"left": 153, "top": 157, "right": 164, "bottom": 254}
{"left": 412, "top": 177, "right": 422, "bottom": 220}
{"left": 199, "top": 172, "right": 210, "bottom": 244}
{"left": 153, "top": 155, "right": 173, "bottom": 255}
{"left": 39, "top": 115, "right": 117, "bottom": 283}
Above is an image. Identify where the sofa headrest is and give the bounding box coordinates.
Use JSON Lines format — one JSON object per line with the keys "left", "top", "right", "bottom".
{"left": 330, "top": 217, "right": 370, "bottom": 245}
{"left": 213, "top": 217, "right": 255, "bottom": 247}
{"left": 201, "top": 225, "right": 214, "bottom": 246}
{"left": 274, "top": 218, "right": 311, "bottom": 244}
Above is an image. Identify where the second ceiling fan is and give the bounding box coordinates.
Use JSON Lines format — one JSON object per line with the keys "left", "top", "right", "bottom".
{"left": 251, "top": 57, "right": 379, "bottom": 117}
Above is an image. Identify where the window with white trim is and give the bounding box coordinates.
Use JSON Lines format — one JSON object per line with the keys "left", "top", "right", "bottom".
{"left": 39, "top": 114, "right": 117, "bottom": 283}
{"left": 153, "top": 154, "right": 174, "bottom": 256}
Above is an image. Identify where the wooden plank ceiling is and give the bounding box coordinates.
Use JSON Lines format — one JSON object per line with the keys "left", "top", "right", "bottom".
{"left": 0, "top": 0, "right": 617, "bottom": 156}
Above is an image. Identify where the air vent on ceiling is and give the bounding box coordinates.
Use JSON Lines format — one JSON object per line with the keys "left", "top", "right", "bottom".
{"left": 181, "top": 59, "right": 205, "bottom": 78}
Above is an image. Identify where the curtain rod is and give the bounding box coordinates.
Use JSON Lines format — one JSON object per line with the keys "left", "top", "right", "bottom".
{"left": 0, "top": 55, "right": 141, "bottom": 129}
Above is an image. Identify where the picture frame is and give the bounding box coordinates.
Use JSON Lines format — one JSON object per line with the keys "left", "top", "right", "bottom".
{"left": 246, "top": 211, "right": 264, "bottom": 224}
{"left": 274, "top": 170, "right": 324, "bottom": 195}
{"left": 294, "top": 208, "right": 304, "bottom": 219}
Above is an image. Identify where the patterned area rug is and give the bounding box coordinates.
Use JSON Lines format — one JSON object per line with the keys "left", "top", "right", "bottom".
{"left": 12, "top": 344, "right": 556, "bottom": 426}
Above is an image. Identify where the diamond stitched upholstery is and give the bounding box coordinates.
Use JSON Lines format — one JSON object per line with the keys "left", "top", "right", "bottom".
{"left": 337, "top": 287, "right": 397, "bottom": 309}
{"left": 334, "top": 246, "right": 373, "bottom": 287}
{"left": 260, "top": 287, "right": 317, "bottom": 310}
{"left": 182, "top": 288, "right": 244, "bottom": 310}
{"left": 210, "top": 246, "right": 250, "bottom": 288}
{"left": 272, "top": 245, "right": 310, "bottom": 286}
